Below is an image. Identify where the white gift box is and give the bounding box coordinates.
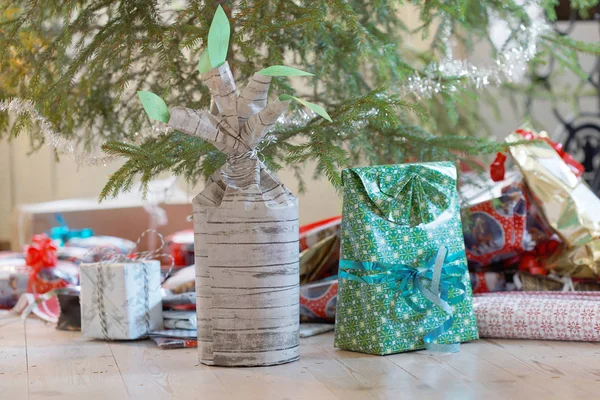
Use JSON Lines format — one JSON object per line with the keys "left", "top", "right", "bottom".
{"left": 80, "top": 260, "right": 163, "bottom": 340}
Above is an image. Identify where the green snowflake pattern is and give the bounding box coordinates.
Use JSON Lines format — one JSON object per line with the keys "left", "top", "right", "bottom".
{"left": 334, "top": 162, "right": 479, "bottom": 355}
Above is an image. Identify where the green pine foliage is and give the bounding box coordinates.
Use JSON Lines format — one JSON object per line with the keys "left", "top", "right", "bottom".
{"left": 1, "top": 1, "right": 599, "bottom": 198}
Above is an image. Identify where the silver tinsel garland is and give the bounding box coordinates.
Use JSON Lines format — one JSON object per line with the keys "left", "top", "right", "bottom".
{"left": 0, "top": 98, "right": 172, "bottom": 167}
{"left": 404, "top": 4, "right": 551, "bottom": 98}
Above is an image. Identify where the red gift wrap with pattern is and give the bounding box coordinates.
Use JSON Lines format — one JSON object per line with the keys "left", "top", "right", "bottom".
{"left": 461, "top": 170, "right": 555, "bottom": 270}
{"left": 299, "top": 279, "right": 338, "bottom": 323}
{"left": 473, "top": 291, "right": 600, "bottom": 341}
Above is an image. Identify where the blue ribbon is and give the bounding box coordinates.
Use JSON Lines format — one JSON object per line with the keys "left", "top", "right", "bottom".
{"left": 339, "top": 247, "right": 467, "bottom": 352}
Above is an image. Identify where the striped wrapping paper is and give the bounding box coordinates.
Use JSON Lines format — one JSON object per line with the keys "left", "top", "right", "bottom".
{"left": 473, "top": 291, "right": 600, "bottom": 341}
{"left": 168, "top": 62, "right": 299, "bottom": 367}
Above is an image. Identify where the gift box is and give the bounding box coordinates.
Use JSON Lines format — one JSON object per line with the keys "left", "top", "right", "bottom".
{"left": 0, "top": 262, "right": 28, "bottom": 309}
{"left": 66, "top": 235, "right": 136, "bottom": 257}
{"left": 299, "top": 216, "right": 342, "bottom": 252}
{"left": 300, "top": 217, "right": 342, "bottom": 323}
{"left": 546, "top": 237, "right": 600, "bottom": 279}
{"left": 470, "top": 269, "right": 517, "bottom": 294}
{"left": 334, "top": 162, "right": 479, "bottom": 355}
{"left": 166, "top": 230, "right": 195, "bottom": 268}
{"left": 506, "top": 128, "right": 600, "bottom": 278}
{"left": 300, "top": 279, "right": 338, "bottom": 322}
{"left": 460, "top": 170, "right": 555, "bottom": 270}
{"left": 298, "top": 218, "right": 341, "bottom": 322}
{"left": 299, "top": 222, "right": 340, "bottom": 284}
{"left": 80, "top": 260, "right": 163, "bottom": 340}
{"left": 162, "top": 265, "right": 195, "bottom": 294}
{"left": 56, "top": 287, "right": 82, "bottom": 331}
{"left": 474, "top": 291, "right": 600, "bottom": 341}
{"left": 163, "top": 310, "right": 197, "bottom": 330}
{"left": 168, "top": 62, "right": 300, "bottom": 367}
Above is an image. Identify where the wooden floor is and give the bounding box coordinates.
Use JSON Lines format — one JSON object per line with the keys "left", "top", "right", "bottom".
{"left": 2, "top": 317, "right": 600, "bottom": 400}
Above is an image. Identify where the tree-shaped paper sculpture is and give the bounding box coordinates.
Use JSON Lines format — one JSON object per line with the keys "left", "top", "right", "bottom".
{"left": 138, "top": 6, "right": 330, "bottom": 367}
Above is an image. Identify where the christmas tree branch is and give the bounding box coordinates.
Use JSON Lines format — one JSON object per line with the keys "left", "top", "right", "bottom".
{"left": 1, "top": 0, "right": 599, "bottom": 199}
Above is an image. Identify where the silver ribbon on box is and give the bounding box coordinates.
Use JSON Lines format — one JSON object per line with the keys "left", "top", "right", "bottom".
{"left": 81, "top": 229, "right": 173, "bottom": 340}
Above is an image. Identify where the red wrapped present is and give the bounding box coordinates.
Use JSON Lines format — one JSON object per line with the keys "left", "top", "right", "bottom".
{"left": 473, "top": 291, "right": 600, "bottom": 341}
{"left": 26, "top": 234, "right": 76, "bottom": 294}
{"left": 470, "top": 271, "right": 512, "bottom": 294}
{"left": 166, "top": 229, "right": 195, "bottom": 267}
{"left": 299, "top": 279, "right": 338, "bottom": 323}
{"left": 298, "top": 217, "right": 341, "bottom": 322}
{"left": 0, "top": 255, "right": 28, "bottom": 309}
{"left": 461, "top": 170, "right": 556, "bottom": 270}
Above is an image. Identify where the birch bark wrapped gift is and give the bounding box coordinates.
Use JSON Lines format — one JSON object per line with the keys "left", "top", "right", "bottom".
{"left": 167, "top": 64, "right": 301, "bottom": 366}
{"left": 80, "top": 260, "right": 163, "bottom": 340}
{"left": 135, "top": 6, "right": 331, "bottom": 366}
{"left": 334, "top": 162, "right": 479, "bottom": 355}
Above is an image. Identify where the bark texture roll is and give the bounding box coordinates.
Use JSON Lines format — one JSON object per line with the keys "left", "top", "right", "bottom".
{"left": 169, "top": 62, "right": 299, "bottom": 366}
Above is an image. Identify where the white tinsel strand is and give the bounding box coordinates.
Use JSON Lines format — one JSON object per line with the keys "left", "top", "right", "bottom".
{"left": 0, "top": 98, "right": 172, "bottom": 167}
{"left": 403, "top": 2, "right": 551, "bottom": 99}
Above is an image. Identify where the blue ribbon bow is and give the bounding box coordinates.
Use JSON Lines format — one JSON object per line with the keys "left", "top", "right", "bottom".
{"left": 339, "top": 247, "right": 467, "bottom": 352}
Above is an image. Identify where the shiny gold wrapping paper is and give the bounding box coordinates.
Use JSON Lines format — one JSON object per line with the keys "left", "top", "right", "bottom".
{"left": 506, "top": 130, "right": 600, "bottom": 277}
{"left": 546, "top": 238, "right": 600, "bottom": 278}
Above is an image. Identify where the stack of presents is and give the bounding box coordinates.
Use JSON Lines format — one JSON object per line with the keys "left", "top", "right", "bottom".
{"left": 304, "top": 126, "right": 600, "bottom": 350}
{"left": 3, "top": 127, "right": 600, "bottom": 353}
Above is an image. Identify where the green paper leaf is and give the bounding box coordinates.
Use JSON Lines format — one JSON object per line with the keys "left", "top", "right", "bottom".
{"left": 197, "top": 49, "right": 212, "bottom": 74}
{"left": 208, "top": 5, "right": 230, "bottom": 68}
{"left": 280, "top": 94, "right": 332, "bottom": 122}
{"left": 137, "top": 91, "right": 169, "bottom": 123}
{"left": 258, "top": 66, "right": 314, "bottom": 77}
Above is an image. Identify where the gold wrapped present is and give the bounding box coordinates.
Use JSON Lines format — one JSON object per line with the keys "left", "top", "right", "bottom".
{"left": 506, "top": 128, "right": 600, "bottom": 277}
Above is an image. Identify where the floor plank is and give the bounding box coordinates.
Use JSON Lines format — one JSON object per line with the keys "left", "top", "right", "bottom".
{"left": 3, "top": 317, "right": 600, "bottom": 399}
{"left": 20, "top": 318, "right": 130, "bottom": 400}
{"left": 108, "top": 340, "right": 228, "bottom": 400}
{"left": 0, "top": 316, "right": 28, "bottom": 399}
{"left": 213, "top": 357, "right": 337, "bottom": 400}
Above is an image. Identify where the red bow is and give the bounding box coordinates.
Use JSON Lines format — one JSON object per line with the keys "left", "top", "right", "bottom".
{"left": 25, "top": 234, "right": 58, "bottom": 271}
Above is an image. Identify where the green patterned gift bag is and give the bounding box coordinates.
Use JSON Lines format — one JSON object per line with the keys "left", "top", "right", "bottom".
{"left": 334, "top": 162, "right": 479, "bottom": 355}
